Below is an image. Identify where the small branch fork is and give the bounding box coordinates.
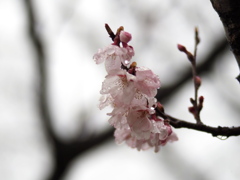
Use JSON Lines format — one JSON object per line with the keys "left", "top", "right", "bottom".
{"left": 156, "top": 27, "right": 240, "bottom": 138}
{"left": 105, "top": 24, "right": 240, "bottom": 138}
{"left": 177, "top": 27, "right": 203, "bottom": 125}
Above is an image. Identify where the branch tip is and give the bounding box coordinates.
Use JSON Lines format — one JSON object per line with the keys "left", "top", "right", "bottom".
{"left": 195, "top": 27, "right": 200, "bottom": 45}
{"left": 105, "top": 23, "right": 115, "bottom": 41}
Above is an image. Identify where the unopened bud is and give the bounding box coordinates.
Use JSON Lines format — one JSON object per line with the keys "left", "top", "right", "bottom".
{"left": 177, "top": 44, "right": 194, "bottom": 62}
{"left": 130, "top": 62, "right": 137, "bottom": 68}
{"left": 199, "top": 96, "right": 204, "bottom": 104}
{"left": 177, "top": 44, "right": 187, "bottom": 53}
{"left": 195, "top": 27, "right": 200, "bottom": 45}
{"left": 116, "top": 26, "right": 124, "bottom": 36}
{"left": 188, "top": 106, "right": 195, "bottom": 114}
{"left": 195, "top": 76, "right": 202, "bottom": 88}
{"left": 120, "top": 31, "right": 132, "bottom": 43}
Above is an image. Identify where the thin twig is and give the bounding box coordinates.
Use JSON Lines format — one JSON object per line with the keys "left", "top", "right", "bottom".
{"left": 156, "top": 38, "right": 228, "bottom": 103}
{"left": 105, "top": 23, "right": 115, "bottom": 41}
{"left": 191, "top": 27, "right": 202, "bottom": 124}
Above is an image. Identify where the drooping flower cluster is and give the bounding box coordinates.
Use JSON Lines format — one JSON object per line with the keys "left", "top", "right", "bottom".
{"left": 93, "top": 26, "right": 177, "bottom": 152}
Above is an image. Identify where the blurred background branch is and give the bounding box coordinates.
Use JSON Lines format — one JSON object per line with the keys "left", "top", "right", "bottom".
{"left": 21, "top": 0, "right": 238, "bottom": 180}
{"left": 24, "top": 0, "right": 114, "bottom": 179}
{"left": 24, "top": 0, "right": 57, "bottom": 144}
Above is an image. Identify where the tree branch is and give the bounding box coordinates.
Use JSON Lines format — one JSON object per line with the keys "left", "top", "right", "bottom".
{"left": 156, "top": 109, "right": 240, "bottom": 137}
{"left": 169, "top": 115, "right": 240, "bottom": 137}
{"left": 210, "top": 0, "right": 240, "bottom": 81}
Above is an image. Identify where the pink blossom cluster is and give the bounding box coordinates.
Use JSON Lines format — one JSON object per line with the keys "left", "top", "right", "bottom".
{"left": 93, "top": 30, "right": 177, "bottom": 152}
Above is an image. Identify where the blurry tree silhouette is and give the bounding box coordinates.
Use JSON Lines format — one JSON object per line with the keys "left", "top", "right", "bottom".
{"left": 23, "top": 0, "right": 240, "bottom": 180}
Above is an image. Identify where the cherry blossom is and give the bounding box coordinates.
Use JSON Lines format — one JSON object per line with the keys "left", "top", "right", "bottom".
{"left": 134, "top": 67, "right": 161, "bottom": 97}
{"left": 93, "top": 45, "right": 133, "bottom": 74}
{"left": 94, "top": 25, "right": 178, "bottom": 152}
{"left": 114, "top": 123, "right": 178, "bottom": 152}
{"left": 93, "top": 31, "right": 135, "bottom": 75}
{"left": 127, "top": 109, "right": 152, "bottom": 140}
{"left": 100, "top": 70, "right": 136, "bottom": 107}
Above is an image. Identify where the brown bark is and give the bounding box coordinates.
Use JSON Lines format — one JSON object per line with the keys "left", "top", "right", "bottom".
{"left": 210, "top": 0, "right": 240, "bottom": 81}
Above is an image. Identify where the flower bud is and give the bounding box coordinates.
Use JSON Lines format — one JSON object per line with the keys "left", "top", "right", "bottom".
{"left": 195, "top": 76, "right": 202, "bottom": 88}
{"left": 177, "top": 44, "right": 194, "bottom": 62}
{"left": 130, "top": 61, "right": 137, "bottom": 68}
{"left": 177, "top": 44, "right": 187, "bottom": 53}
{"left": 199, "top": 96, "right": 204, "bottom": 104}
{"left": 188, "top": 106, "right": 195, "bottom": 114}
{"left": 120, "top": 31, "right": 132, "bottom": 43}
